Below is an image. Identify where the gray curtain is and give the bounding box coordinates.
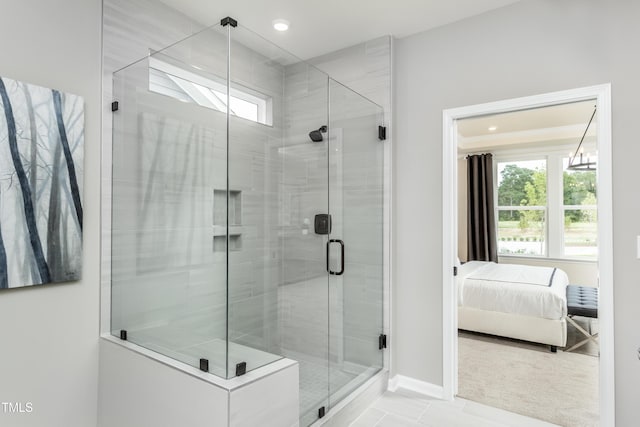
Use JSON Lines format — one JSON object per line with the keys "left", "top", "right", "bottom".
{"left": 467, "top": 154, "right": 497, "bottom": 262}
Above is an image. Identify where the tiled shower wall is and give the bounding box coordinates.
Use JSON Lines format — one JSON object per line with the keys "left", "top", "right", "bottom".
{"left": 312, "top": 37, "right": 392, "bottom": 370}
{"left": 278, "top": 37, "right": 392, "bottom": 367}
{"left": 103, "top": 0, "right": 392, "bottom": 379}
{"left": 104, "top": 0, "right": 287, "bottom": 367}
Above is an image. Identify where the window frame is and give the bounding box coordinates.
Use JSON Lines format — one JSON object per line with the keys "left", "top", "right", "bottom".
{"left": 148, "top": 55, "right": 273, "bottom": 126}
{"left": 494, "top": 156, "right": 549, "bottom": 258}
{"left": 561, "top": 157, "right": 598, "bottom": 259}
{"left": 493, "top": 150, "right": 597, "bottom": 261}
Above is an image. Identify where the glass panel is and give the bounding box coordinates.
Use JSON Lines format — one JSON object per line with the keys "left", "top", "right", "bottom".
{"left": 224, "top": 25, "right": 303, "bottom": 380}
{"left": 497, "top": 159, "right": 547, "bottom": 207}
{"left": 279, "top": 49, "right": 331, "bottom": 427}
{"left": 228, "top": 25, "right": 331, "bottom": 424}
{"left": 496, "top": 159, "right": 547, "bottom": 257}
{"left": 328, "top": 79, "right": 384, "bottom": 409}
{"left": 563, "top": 157, "right": 597, "bottom": 205}
{"left": 111, "top": 21, "right": 385, "bottom": 423}
{"left": 110, "top": 23, "right": 230, "bottom": 377}
{"left": 497, "top": 209, "right": 546, "bottom": 256}
{"left": 563, "top": 157, "right": 597, "bottom": 259}
{"left": 564, "top": 209, "right": 598, "bottom": 258}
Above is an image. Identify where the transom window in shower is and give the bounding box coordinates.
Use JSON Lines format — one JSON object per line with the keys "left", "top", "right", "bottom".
{"left": 148, "top": 56, "right": 273, "bottom": 126}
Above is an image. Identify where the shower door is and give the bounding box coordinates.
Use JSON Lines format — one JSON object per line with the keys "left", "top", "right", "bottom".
{"left": 327, "top": 79, "right": 385, "bottom": 410}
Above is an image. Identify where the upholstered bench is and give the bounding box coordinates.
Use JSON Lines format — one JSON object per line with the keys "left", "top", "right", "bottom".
{"left": 565, "top": 285, "right": 599, "bottom": 352}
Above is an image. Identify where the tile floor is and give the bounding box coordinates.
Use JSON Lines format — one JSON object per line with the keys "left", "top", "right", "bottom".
{"left": 348, "top": 389, "right": 559, "bottom": 427}
{"left": 296, "top": 357, "right": 357, "bottom": 426}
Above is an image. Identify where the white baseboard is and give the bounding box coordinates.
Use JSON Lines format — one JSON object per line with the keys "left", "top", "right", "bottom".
{"left": 388, "top": 375, "right": 445, "bottom": 399}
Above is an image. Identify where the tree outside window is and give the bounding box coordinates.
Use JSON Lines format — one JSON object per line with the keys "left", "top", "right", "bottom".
{"left": 495, "top": 156, "right": 598, "bottom": 260}
{"left": 496, "top": 160, "right": 546, "bottom": 256}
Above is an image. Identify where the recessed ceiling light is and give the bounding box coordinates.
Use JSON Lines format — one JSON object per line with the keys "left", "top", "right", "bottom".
{"left": 488, "top": 126, "right": 497, "bottom": 131}
{"left": 272, "top": 19, "right": 290, "bottom": 31}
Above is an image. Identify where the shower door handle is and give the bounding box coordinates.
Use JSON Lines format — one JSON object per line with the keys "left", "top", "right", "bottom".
{"left": 327, "top": 239, "right": 345, "bottom": 276}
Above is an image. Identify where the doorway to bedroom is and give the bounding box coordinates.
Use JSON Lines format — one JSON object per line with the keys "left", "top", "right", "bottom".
{"left": 442, "top": 85, "right": 613, "bottom": 427}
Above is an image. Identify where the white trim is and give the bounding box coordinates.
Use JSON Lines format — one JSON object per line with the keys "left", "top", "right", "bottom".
{"left": 442, "top": 109, "right": 458, "bottom": 399}
{"left": 100, "top": 334, "right": 298, "bottom": 392}
{"left": 442, "top": 84, "right": 615, "bottom": 426}
{"left": 388, "top": 375, "right": 444, "bottom": 399}
{"left": 459, "top": 123, "right": 597, "bottom": 150}
{"left": 384, "top": 34, "right": 393, "bottom": 376}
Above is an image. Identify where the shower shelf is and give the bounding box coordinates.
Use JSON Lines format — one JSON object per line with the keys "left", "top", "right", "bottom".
{"left": 212, "top": 225, "right": 243, "bottom": 236}
{"left": 213, "top": 233, "right": 242, "bottom": 252}
{"left": 213, "top": 189, "right": 242, "bottom": 226}
{"left": 212, "top": 189, "right": 243, "bottom": 252}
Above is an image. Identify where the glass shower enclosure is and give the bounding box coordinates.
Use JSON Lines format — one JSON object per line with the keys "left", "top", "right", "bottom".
{"left": 110, "top": 18, "right": 385, "bottom": 426}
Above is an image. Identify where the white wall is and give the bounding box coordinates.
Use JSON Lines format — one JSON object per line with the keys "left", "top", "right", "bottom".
{"left": 394, "top": 0, "right": 640, "bottom": 424}
{"left": 0, "top": 1, "right": 101, "bottom": 426}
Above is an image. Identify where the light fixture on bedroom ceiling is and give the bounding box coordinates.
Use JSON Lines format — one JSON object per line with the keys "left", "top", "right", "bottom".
{"left": 272, "top": 19, "right": 290, "bottom": 31}
{"left": 567, "top": 105, "right": 597, "bottom": 171}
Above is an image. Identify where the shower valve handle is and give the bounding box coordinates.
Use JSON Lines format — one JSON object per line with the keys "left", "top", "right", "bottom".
{"left": 327, "top": 239, "right": 345, "bottom": 276}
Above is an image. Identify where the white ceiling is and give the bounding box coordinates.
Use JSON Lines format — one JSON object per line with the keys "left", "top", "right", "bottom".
{"left": 158, "top": 0, "right": 520, "bottom": 59}
{"left": 457, "top": 100, "right": 598, "bottom": 152}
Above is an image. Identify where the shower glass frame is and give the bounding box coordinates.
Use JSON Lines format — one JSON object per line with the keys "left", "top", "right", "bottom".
{"left": 110, "top": 19, "right": 385, "bottom": 425}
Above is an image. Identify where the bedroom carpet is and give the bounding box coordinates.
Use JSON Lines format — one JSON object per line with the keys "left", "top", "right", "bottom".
{"left": 458, "top": 331, "right": 599, "bottom": 427}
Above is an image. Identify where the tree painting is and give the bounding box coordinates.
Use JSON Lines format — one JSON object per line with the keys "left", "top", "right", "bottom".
{"left": 0, "top": 76, "right": 83, "bottom": 289}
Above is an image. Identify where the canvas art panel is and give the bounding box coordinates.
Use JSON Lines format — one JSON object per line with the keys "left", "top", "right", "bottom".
{"left": 0, "top": 76, "right": 84, "bottom": 289}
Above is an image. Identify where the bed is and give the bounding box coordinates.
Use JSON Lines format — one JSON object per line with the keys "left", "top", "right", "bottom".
{"left": 457, "top": 261, "right": 568, "bottom": 350}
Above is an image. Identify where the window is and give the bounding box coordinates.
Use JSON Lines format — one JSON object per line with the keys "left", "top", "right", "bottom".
{"left": 148, "top": 56, "right": 272, "bottom": 126}
{"left": 495, "top": 154, "right": 597, "bottom": 260}
{"left": 563, "top": 157, "right": 597, "bottom": 258}
{"left": 496, "top": 159, "right": 547, "bottom": 256}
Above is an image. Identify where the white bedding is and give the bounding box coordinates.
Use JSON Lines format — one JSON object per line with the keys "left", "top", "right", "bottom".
{"left": 457, "top": 261, "right": 568, "bottom": 320}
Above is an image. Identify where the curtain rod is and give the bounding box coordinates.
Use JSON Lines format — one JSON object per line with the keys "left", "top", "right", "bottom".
{"left": 464, "top": 152, "right": 493, "bottom": 159}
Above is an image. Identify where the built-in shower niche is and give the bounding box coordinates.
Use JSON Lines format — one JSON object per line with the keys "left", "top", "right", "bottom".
{"left": 213, "top": 189, "right": 243, "bottom": 252}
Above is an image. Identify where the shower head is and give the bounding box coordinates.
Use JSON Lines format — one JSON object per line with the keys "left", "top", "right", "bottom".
{"left": 309, "top": 125, "right": 327, "bottom": 142}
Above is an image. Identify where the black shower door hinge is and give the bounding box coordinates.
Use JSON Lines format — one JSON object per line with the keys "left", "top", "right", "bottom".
{"left": 378, "top": 125, "right": 387, "bottom": 141}
{"left": 454, "top": 266, "right": 458, "bottom": 276}
{"left": 318, "top": 406, "right": 326, "bottom": 419}
{"left": 379, "top": 334, "right": 387, "bottom": 350}
{"left": 111, "top": 101, "right": 119, "bottom": 112}
{"left": 221, "top": 16, "right": 238, "bottom": 27}
{"left": 236, "top": 361, "right": 247, "bottom": 376}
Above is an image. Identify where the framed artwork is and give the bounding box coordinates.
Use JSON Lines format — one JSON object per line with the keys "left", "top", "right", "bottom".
{"left": 0, "top": 76, "right": 84, "bottom": 289}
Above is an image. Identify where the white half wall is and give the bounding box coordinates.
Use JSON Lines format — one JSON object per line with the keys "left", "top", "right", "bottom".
{"left": 97, "top": 339, "right": 229, "bottom": 427}
{"left": 394, "top": 1, "right": 640, "bottom": 424}
{"left": 0, "top": 1, "right": 101, "bottom": 426}
{"left": 98, "top": 338, "right": 300, "bottom": 427}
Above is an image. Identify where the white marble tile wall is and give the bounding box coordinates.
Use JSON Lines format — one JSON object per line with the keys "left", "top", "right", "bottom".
{"left": 309, "top": 37, "right": 392, "bottom": 376}
{"left": 102, "top": 0, "right": 209, "bottom": 338}
{"left": 278, "top": 39, "right": 390, "bottom": 381}
{"left": 103, "top": 1, "right": 392, "bottom": 404}
{"left": 104, "top": 0, "right": 288, "bottom": 375}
